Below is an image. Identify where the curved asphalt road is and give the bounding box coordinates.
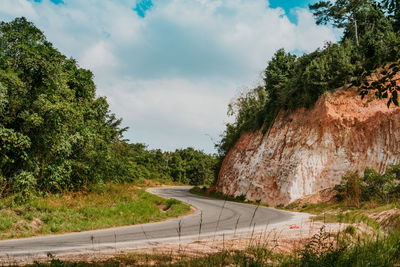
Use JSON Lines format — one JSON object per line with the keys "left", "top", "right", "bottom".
{"left": 0, "top": 186, "right": 306, "bottom": 260}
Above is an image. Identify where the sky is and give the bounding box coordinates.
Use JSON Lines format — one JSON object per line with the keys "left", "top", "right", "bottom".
{"left": 0, "top": 0, "right": 338, "bottom": 154}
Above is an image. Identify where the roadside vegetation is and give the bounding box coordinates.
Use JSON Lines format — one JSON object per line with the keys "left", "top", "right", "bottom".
{"left": 284, "top": 163, "right": 400, "bottom": 232}
{"left": 0, "top": 182, "right": 190, "bottom": 240}
{"left": 24, "top": 228, "right": 400, "bottom": 266}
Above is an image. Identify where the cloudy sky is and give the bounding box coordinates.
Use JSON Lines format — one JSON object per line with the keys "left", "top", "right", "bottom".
{"left": 0, "top": 0, "right": 338, "bottom": 153}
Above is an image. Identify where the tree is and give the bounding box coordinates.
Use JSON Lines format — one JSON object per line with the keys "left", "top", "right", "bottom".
{"left": 383, "top": 0, "right": 400, "bottom": 30}
{"left": 309, "top": 0, "right": 372, "bottom": 46}
{"left": 264, "top": 49, "right": 296, "bottom": 102}
{"left": 0, "top": 17, "right": 130, "bottom": 194}
{"left": 356, "top": 60, "right": 400, "bottom": 107}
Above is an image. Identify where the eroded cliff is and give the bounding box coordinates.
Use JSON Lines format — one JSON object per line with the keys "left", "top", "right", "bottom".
{"left": 216, "top": 88, "right": 400, "bottom": 206}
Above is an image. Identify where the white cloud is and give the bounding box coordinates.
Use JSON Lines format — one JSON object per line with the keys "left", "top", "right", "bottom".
{"left": 0, "top": 0, "right": 37, "bottom": 19}
{"left": 80, "top": 41, "right": 118, "bottom": 76}
{"left": 0, "top": 0, "right": 338, "bottom": 153}
{"left": 107, "top": 78, "right": 230, "bottom": 131}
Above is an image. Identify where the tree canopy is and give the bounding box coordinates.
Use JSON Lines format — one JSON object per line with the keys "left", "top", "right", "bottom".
{"left": 0, "top": 18, "right": 132, "bottom": 197}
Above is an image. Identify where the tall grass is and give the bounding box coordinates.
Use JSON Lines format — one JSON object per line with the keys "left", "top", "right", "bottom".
{"left": 26, "top": 228, "right": 400, "bottom": 266}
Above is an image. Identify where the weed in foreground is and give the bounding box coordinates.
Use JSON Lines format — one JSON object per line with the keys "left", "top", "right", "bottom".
{"left": 20, "top": 227, "right": 400, "bottom": 267}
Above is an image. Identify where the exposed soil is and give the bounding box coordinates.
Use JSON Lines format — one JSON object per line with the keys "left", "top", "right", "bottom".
{"left": 291, "top": 188, "right": 338, "bottom": 207}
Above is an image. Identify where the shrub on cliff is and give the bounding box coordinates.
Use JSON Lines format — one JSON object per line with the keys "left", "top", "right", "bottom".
{"left": 335, "top": 163, "right": 400, "bottom": 204}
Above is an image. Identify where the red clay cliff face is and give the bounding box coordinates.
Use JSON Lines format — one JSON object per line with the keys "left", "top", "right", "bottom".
{"left": 216, "top": 88, "right": 400, "bottom": 206}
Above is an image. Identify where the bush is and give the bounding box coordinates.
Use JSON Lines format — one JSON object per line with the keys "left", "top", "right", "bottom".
{"left": 344, "top": 225, "right": 356, "bottom": 236}
{"left": 335, "top": 164, "right": 400, "bottom": 205}
{"left": 297, "top": 226, "right": 347, "bottom": 266}
{"left": 165, "top": 198, "right": 181, "bottom": 209}
{"left": 0, "top": 174, "right": 7, "bottom": 197}
{"left": 12, "top": 171, "right": 37, "bottom": 202}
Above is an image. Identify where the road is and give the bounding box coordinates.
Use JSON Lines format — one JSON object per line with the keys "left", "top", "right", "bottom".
{"left": 0, "top": 186, "right": 307, "bottom": 260}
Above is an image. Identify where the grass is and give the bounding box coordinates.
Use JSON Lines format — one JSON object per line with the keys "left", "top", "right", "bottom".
{"left": 22, "top": 228, "right": 400, "bottom": 266}
{"left": 282, "top": 200, "right": 400, "bottom": 231}
{"left": 0, "top": 182, "right": 191, "bottom": 240}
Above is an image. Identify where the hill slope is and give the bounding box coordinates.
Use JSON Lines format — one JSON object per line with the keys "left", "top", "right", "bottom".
{"left": 216, "top": 87, "right": 400, "bottom": 205}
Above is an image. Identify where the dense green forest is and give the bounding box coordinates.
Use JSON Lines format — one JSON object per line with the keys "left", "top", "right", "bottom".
{"left": 114, "top": 143, "right": 217, "bottom": 186}
{"left": 217, "top": 0, "right": 400, "bottom": 157}
{"left": 0, "top": 18, "right": 216, "bottom": 200}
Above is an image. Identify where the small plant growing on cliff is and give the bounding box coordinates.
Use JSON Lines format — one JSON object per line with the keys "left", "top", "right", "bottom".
{"left": 335, "top": 164, "right": 400, "bottom": 205}
{"left": 347, "top": 171, "right": 361, "bottom": 208}
{"left": 335, "top": 171, "right": 361, "bottom": 207}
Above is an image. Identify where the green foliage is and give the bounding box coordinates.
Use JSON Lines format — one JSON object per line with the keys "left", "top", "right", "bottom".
{"left": 357, "top": 60, "right": 400, "bottom": 107}
{"left": 309, "top": 0, "right": 398, "bottom": 54}
{"left": 124, "top": 144, "right": 217, "bottom": 186}
{"left": 297, "top": 226, "right": 347, "bottom": 266}
{"left": 335, "top": 164, "right": 400, "bottom": 204}
{"left": 383, "top": 0, "right": 400, "bottom": 31}
{"left": 165, "top": 198, "right": 181, "bottom": 209}
{"left": 339, "top": 171, "right": 362, "bottom": 207}
{"left": 264, "top": 49, "right": 296, "bottom": 103}
{"left": 0, "top": 17, "right": 131, "bottom": 195}
{"left": 217, "top": 86, "right": 269, "bottom": 156}
{"left": 310, "top": 0, "right": 366, "bottom": 28}
{"left": 0, "top": 183, "right": 190, "bottom": 240}
{"left": 344, "top": 225, "right": 357, "bottom": 236}
{"left": 11, "top": 171, "right": 36, "bottom": 202}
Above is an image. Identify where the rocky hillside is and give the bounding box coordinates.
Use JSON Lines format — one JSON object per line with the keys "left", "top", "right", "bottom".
{"left": 215, "top": 87, "right": 400, "bottom": 206}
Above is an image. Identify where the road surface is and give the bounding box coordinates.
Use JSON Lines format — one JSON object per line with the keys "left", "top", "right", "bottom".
{"left": 0, "top": 186, "right": 307, "bottom": 260}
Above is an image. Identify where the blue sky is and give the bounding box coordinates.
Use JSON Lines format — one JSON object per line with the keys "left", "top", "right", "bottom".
{"left": 133, "top": 0, "right": 316, "bottom": 23}
{"left": 0, "top": 0, "right": 336, "bottom": 153}
{"left": 32, "top": 0, "right": 317, "bottom": 23}
{"left": 132, "top": 0, "right": 316, "bottom": 22}
{"left": 269, "top": 0, "right": 314, "bottom": 23}
{"left": 32, "top": 0, "right": 64, "bottom": 4}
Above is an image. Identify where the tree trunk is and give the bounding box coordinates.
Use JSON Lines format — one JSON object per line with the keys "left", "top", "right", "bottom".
{"left": 353, "top": 13, "right": 360, "bottom": 46}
